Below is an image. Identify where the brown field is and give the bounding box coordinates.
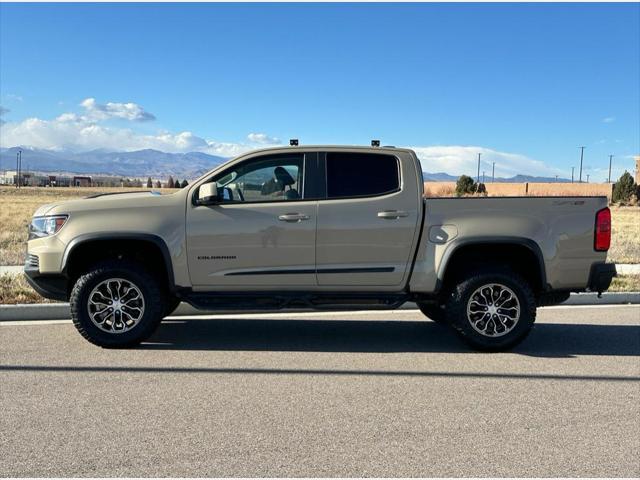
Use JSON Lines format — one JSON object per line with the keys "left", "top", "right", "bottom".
{"left": 0, "top": 186, "right": 174, "bottom": 266}
{"left": 1, "top": 184, "right": 638, "bottom": 266}
{"left": 607, "top": 206, "right": 640, "bottom": 264}
{"left": 423, "top": 181, "right": 614, "bottom": 199}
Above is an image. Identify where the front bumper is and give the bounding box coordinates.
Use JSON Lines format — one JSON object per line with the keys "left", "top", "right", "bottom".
{"left": 587, "top": 263, "right": 617, "bottom": 294}
{"left": 23, "top": 264, "right": 68, "bottom": 301}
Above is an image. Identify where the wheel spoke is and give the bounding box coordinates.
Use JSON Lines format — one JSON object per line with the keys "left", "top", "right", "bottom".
{"left": 466, "top": 283, "right": 520, "bottom": 338}
{"left": 88, "top": 278, "right": 145, "bottom": 334}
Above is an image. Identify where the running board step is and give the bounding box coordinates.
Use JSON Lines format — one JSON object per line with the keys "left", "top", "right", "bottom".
{"left": 181, "top": 291, "right": 409, "bottom": 312}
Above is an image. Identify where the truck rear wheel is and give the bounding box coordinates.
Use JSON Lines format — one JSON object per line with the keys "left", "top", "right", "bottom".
{"left": 446, "top": 268, "right": 536, "bottom": 351}
{"left": 70, "top": 260, "right": 164, "bottom": 348}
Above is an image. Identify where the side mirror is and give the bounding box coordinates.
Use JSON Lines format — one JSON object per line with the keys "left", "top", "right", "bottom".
{"left": 197, "top": 182, "right": 221, "bottom": 205}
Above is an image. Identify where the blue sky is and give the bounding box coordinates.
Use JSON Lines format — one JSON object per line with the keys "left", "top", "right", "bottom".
{"left": 1, "top": 2, "right": 638, "bottom": 179}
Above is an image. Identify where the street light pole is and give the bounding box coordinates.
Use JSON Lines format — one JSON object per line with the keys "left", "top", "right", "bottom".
{"left": 476, "top": 153, "right": 481, "bottom": 183}
{"left": 608, "top": 154, "right": 613, "bottom": 183}
{"left": 586, "top": 174, "right": 590, "bottom": 183}
{"left": 571, "top": 167, "right": 575, "bottom": 183}
{"left": 16, "top": 150, "right": 22, "bottom": 189}
{"left": 578, "top": 146, "right": 585, "bottom": 183}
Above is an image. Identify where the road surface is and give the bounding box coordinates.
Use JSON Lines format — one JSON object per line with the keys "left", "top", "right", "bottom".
{"left": 1, "top": 306, "right": 639, "bottom": 476}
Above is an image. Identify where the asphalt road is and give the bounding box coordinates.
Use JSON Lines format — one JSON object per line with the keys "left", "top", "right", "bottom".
{"left": 1, "top": 306, "right": 639, "bottom": 477}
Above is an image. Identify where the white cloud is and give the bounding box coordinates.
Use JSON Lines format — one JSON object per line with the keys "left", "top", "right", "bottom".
{"left": 80, "top": 97, "right": 156, "bottom": 122}
{"left": 4, "top": 93, "right": 23, "bottom": 102}
{"left": 0, "top": 106, "right": 263, "bottom": 157}
{"left": 411, "top": 145, "right": 565, "bottom": 178}
{"left": 0, "top": 99, "right": 564, "bottom": 177}
{"left": 602, "top": 116, "right": 616, "bottom": 123}
{"left": 247, "top": 132, "right": 281, "bottom": 145}
{"left": 0, "top": 106, "right": 8, "bottom": 125}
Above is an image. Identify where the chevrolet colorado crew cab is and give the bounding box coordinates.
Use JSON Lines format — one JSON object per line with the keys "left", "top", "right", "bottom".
{"left": 24, "top": 145, "right": 615, "bottom": 350}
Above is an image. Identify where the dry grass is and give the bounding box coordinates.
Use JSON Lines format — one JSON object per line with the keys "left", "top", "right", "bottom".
{"left": 0, "top": 273, "right": 58, "bottom": 304}
{"left": 609, "top": 274, "right": 640, "bottom": 293}
{"left": 424, "top": 181, "right": 614, "bottom": 198}
{"left": 608, "top": 206, "right": 640, "bottom": 264}
{"left": 0, "top": 186, "right": 172, "bottom": 265}
{"left": 1, "top": 185, "right": 638, "bottom": 267}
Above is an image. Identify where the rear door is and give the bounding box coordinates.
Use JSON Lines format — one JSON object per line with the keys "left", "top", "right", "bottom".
{"left": 315, "top": 151, "right": 422, "bottom": 287}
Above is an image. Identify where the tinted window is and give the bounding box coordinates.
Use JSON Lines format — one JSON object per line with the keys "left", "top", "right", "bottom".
{"left": 211, "top": 154, "right": 304, "bottom": 203}
{"left": 326, "top": 152, "right": 399, "bottom": 198}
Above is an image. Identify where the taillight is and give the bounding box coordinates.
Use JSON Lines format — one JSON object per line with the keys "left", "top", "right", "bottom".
{"left": 594, "top": 207, "right": 611, "bottom": 251}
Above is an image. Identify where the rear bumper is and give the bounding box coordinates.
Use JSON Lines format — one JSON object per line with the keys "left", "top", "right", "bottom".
{"left": 587, "top": 263, "right": 617, "bottom": 294}
{"left": 23, "top": 265, "right": 68, "bottom": 301}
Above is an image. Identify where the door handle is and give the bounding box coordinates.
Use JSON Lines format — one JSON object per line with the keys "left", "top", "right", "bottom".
{"left": 377, "top": 210, "right": 409, "bottom": 219}
{"left": 278, "top": 213, "right": 310, "bottom": 222}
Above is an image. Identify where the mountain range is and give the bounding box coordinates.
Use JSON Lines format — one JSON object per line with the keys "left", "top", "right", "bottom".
{"left": 422, "top": 171, "right": 571, "bottom": 183}
{"left": 0, "top": 147, "right": 226, "bottom": 179}
{"left": 0, "top": 146, "right": 570, "bottom": 182}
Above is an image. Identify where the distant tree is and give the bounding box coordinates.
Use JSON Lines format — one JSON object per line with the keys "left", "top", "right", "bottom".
{"left": 455, "top": 175, "right": 476, "bottom": 197}
{"left": 612, "top": 171, "right": 639, "bottom": 204}
{"left": 180, "top": 179, "right": 188, "bottom": 188}
{"left": 146, "top": 177, "right": 153, "bottom": 188}
{"left": 476, "top": 182, "right": 487, "bottom": 195}
{"left": 174, "top": 179, "right": 181, "bottom": 188}
{"left": 155, "top": 180, "right": 162, "bottom": 189}
{"left": 166, "top": 176, "right": 174, "bottom": 189}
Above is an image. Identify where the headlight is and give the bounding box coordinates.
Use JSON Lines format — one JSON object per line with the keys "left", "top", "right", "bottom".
{"left": 28, "top": 215, "right": 68, "bottom": 240}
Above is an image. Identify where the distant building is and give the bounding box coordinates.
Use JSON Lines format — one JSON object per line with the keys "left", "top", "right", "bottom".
{"left": 0, "top": 170, "right": 17, "bottom": 185}
{"left": 72, "top": 176, "right": 92, "bottom": 187}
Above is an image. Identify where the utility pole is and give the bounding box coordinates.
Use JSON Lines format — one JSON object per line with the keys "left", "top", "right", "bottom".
{"left": 571, "top": 166, "right": 575, "bottom": 183}
{"left": 476, "top": 153, "right": 481, "bottom": 183}
{"left": 492, "top": 162, "right": 495, "bottom": 183}
{"left": 555, "top": 175, "right": 558, "bottom": 182}
{"left": 482, "top": 171, "right": 485, "bottom": 183}
{"left": 586, "top": 174, "right": 590, "bottom": 183}
{"left": 608, "top": 154, "right": 613, "bottom": 183}
{"left": 16, "top": 150, "right": 22, "bottom": 189}
{"left": 578, "top": 146, "right": 585, "bottom": 183}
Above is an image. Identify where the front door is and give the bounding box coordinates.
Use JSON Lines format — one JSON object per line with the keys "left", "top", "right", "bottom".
{"left": 187, "top": 153, "right": 318, "bottom": 288}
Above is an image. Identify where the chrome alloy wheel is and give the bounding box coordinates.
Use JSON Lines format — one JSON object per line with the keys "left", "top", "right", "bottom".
{"left": 466, "top": 283, "right": 520, "bottom": 337}
{"left": 87, "top": 278, "right": 145, "bottom": 333}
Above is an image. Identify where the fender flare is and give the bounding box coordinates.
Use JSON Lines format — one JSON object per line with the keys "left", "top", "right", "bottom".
{"left": 436, "top": 236, "right": 548, "bottom": 291}
{"left": 61, "top": 232, "right": 176, "bottom": 291}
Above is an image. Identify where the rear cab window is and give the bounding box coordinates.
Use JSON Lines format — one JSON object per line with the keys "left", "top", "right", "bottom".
{"left": 325, "top": 152, "right": 400, "bottom": 199}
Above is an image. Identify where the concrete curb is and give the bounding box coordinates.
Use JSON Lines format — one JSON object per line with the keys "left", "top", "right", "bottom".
{"left": 1, "top": 292, "right": 639, "bottom": 322}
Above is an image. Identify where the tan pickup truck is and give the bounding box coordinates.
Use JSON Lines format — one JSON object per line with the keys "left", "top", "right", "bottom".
{"left": 24, "top": 145, "right": 615, "bottom": 350}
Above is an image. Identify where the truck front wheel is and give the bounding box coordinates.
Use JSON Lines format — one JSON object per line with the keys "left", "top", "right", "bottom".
{"left": 446, "top": 269, "right": 536, "bottom": 351}
{"left": 416, "top": 302, "right": 447, "bottom": 324}
{"left": 70, "top": 260, "right": 165, "bottom": 348}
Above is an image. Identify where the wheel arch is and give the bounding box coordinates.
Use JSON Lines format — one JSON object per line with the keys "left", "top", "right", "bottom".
{"left": 62, "top": 233, "right": 176, "bottom": 293}
{"left": 437, "top": 237, "right": 548, "bottom": 295}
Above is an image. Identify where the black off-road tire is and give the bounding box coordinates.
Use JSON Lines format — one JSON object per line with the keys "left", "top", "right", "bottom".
{"left": 416, "top": 302, "right": 447, "bottom": 324}
{"left": 70, "top": 260, "right": 165, "bottom": 348}
{"left": 446, "top": 268, "right": 536, "bottom": 351}
{"left": 164, "top": 296, "right": 181, "bottom": 316}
